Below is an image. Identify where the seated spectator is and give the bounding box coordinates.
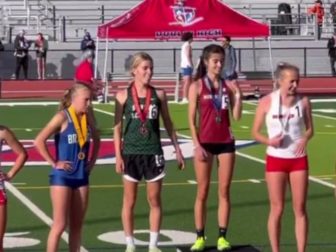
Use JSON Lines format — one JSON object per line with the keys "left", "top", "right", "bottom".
{"left": 308, "top": 0, "right": 324, "bottom": 39}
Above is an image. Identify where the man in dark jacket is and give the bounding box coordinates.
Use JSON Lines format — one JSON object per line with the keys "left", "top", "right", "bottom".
{"left": 327, "top": 33, "right": 336, "bottom": 76}
{"left": 80, "top": 32, "right": 95, "bottom": 58}
{"left": 14, "top": 30, "right": 30, "bottom": 79}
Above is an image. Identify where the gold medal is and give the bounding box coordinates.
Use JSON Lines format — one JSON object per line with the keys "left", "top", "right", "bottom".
{"left": 78, "top": 151, "right": 86, "bottom": 160}
{"left": 68, "top": 105, "right": 88, "bottom": 161}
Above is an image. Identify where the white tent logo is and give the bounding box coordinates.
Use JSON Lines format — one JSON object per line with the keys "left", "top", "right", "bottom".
{"left": 170, "top": 5, "right": 203, "bottom": 27}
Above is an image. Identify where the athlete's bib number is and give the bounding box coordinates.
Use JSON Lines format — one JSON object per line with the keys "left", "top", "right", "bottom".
{"left": 155, "top": 154, "right": 164, "bottom": 167}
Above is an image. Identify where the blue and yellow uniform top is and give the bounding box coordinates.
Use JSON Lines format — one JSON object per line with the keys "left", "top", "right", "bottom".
{"left": 49, "top": 109, "right": 90, "bottom": 188}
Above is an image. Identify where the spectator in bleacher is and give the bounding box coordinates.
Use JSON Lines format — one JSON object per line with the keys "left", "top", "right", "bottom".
{"left": 327, "top": 32, "right": 336, "bottom": 76}
{"left": 34, "top": 33, "right": 48, "bottom": 80}
{"left": 221, "top": 36, "right": 238, "bottom": 85}
{"left": 75, "top": 50, "right": 104, "bottom": 102}
{"left": 80, "top": 32, "right": 95, "bottom": 58}
{"left": 308, "top": 0, "right": 324, "bottom": 40}
{"left": 330, "top": 1, "right": 336, "bottom": 32}
{"left": 180, "top": 31, "right": 193, "bottom": 103}
{"left": 14, "top": 30, "right": 30, "bottom": 80}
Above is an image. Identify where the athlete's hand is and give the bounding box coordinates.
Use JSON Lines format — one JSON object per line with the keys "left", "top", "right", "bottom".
{"left": 194, "top": 145, "right": 208, "bottom": 162}
{"left": 175, "top": 147, "right": 185, "bottom": 170}
{"left": 0, "top": 171, "right": 10, "bottom": 181}
{"left": 115, "top": 156, "right": 125, "bottom": 174}
{"left": 54, "top": 161, "right": 73, "bottom": 171}
{"left": 268, "top": 134, "right": 284, "bottom": 148}
{"left": 294, "top": 138, "right": 307, "bottom": 156}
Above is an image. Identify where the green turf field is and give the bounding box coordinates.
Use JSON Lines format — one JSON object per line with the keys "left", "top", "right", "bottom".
{"left": 0, "top": 99, "right": 335, "bottom": 252}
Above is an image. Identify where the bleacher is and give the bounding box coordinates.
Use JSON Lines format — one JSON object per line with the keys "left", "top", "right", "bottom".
{"left": 1, "top": 0, "right": 334, "bottom": 42}
{"left": 0, "top": 0, "right": 334, "bottom": 80}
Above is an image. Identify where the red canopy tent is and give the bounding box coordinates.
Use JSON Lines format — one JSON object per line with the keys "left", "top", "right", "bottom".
{"left": 97, "top": 0, "right": 269, "bottom": 40}
{"left": 95, "top": 0, "right": 272, "bottom": 88}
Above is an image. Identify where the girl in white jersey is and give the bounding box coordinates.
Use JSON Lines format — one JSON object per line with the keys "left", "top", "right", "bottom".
{"left": 252, "top": 63, "right": 313, "bottom": 252}
{"left": 0, "top": 125, "right": 27, "bottom": 252}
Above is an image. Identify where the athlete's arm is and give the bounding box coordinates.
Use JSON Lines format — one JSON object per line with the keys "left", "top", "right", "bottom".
{"left": 114, "top": 89, "right": 127, "bottom": 173}
{"left": 34, "top": 112, "right": 66, "bottom": 168}
{"left": 295, "top": 96, "right": 314, "bottom": 156}
{"left": 227, "top": 81, "right": 242, "bottom": 121}
{"left": 188, "top": 80, "right": 200, "bottom": 147}
{"left": 87, "top": 109, "right": 101, "bottom": 172}
{"left": 252, "top": 95, "right": 283, "bottom": 147}
{"left": 0, "top": 126, "right": 27, "bottom": 181}
{"left": 157, "top": 89, "right": 185, "bottom": 170}
{"left": 188, "top": 80, "right": 208, "bottom": 161}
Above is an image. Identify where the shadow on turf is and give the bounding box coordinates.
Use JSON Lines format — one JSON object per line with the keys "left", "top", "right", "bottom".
{"left": 177, "top": 245, "right": 260, "bottom": 252}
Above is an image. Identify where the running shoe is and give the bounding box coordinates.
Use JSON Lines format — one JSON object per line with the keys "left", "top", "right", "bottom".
{"left": 190, "top": 236, "right": 206, "bottom": 251}
{"left": 217, "top": 236, "right": 231, "bottom": 251}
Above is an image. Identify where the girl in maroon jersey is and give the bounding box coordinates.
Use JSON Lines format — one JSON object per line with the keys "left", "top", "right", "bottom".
{"left": 188, "top": 44, "right": 242, "bottom": 251}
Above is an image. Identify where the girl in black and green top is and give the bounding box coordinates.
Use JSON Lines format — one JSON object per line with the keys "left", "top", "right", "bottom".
{"left": 114, "top": 52, "right": 184, "bottom": 252}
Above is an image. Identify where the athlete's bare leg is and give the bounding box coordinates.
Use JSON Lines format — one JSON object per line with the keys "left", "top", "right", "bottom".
{"left": 122, "top": 179, "right": 138, "bottom": 236}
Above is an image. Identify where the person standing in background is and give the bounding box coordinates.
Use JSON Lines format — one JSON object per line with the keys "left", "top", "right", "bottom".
{"left": 308, "top": 0, "right": 324, "bottom": 40}
{"left": 327, "top": 32, "right": 336, "bottom": 76}
{"left": 180, "top": 32, "right": 193, "bottom": 103}
{"left": 221, "top": 36, "right": 238, "bottom": 85}
{"left": 80, "top": 32, "right": 96, "bottom": 57}
{"left": 14, "top": 30, "right": 30, "bottom": 80}
{"left": 34, "top": 33, "right": 48, "bottom": 80}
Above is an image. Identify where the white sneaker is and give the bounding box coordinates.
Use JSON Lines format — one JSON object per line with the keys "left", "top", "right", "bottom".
{"left": 179, "top": 98, "right": 188, "bottom": 104}
{"left": 148, "top": 247, "right": 162, "bottom": 252}
{"left": 125, "top": 245, "right": 136, "bottom": 252}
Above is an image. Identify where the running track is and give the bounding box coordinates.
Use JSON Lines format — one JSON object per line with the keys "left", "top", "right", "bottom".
{"left": 0, "top": 77, "right": 335, "bottom": 100}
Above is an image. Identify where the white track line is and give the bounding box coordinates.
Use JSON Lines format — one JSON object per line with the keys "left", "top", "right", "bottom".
{"left": 92, "top": 106, "right": 335, "bottom": 190}
{"left": 5, "top": 183, "right": 89, "bottom": 252}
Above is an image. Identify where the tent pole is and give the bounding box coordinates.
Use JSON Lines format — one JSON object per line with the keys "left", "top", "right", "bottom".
{"left": 267, "top": 36, "right": 275, "bottom": 90}
{"left": 252, "top": 38, "right": 256, "bottom": 72}
{"left": 103, "top": 37, "right": 109, "bottom": 83}
{"left": 94, "top": 36, "right": 99, "bottom": 79}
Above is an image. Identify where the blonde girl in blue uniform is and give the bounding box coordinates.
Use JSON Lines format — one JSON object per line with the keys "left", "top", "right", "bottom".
{"left": 35, "top": 83, "right": 100, "bottom": 252}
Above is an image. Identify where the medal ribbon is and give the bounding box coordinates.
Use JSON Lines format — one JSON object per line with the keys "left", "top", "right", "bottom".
{"left": 278, "top": 91, "right": 291, "bottom": 134}
{"left": 131, "top": 84, "right": 152, "bottom": 124}
{"left": 68, "top": 105, "right": 87, "bottom": 148}
{"left": 204, "top": 76, "right": 223, "bottom": 112}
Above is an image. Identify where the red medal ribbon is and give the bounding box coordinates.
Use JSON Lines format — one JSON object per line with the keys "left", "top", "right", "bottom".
{"left": 131, "top": 84, "right": 152, "bottom": 123}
